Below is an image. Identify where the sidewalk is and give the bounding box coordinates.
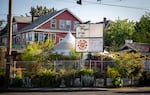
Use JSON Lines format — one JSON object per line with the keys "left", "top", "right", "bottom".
{"left": 0, "top": 87, "right": 150, "bottom": 92}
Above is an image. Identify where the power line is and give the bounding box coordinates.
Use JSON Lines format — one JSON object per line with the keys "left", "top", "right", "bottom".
{"left": 100, "top": 3, "right": 150, "bottom": 11}
{"left": 84, "top": 0, "right": 150, "bottom": 11}
{"left": 64, "top": 0, "right": 150, "bottom": 11}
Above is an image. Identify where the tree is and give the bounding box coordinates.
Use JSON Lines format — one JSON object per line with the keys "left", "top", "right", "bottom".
{"left": 0, "top": 46, "right": 6, "bottom": 76}
{"left": 113, "top": 52, "right": 144, "bottom": 78}
{"left": 22, "top": 38, "right": 55, "bottom": 61}
{"left": 69, "top": 48, "right": 81, "bottom": 60}
{"left": 29, "top": 5, "right": 56, "bottom": 17}
{"left": 21, "top": 39, "right": 55, "bottom": 76}
{"left": 134, "top": 12, "right": 150, "bottom": 43}
{"left": 104, "top": 19, "right": 135, "bottom": 51}
{"left": 0, "top": 20, "right": 5, "bottom": 30}
{"left": 0, "top": 20, "right": 7, "bottom": 36}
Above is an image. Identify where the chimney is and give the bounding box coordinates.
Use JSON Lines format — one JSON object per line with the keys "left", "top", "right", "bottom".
{"left": 31, "top": 13, "right": 34, "bottom": 23}
{"left": 103, "top": 17, "right": 106, "bottom": 22}
{"left": 103, "top": 17, "right": 107, "bottom": 27}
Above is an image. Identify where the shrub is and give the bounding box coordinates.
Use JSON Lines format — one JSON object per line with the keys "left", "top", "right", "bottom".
{"left": 93, "top": 70, "right": 105, "bottom": 78}
{"left": 10, "top": 77, "right": 23, "bottom": 87}
{"left": 77, "top": 69, "right": 93, "bottom": 76}
{"left": 113, "top": 52, "right": 144, "bottom": 78}
{"left": 106, "top": 66, "right": 120, "bottom": 79}
{"left": 112, "top": 76, "right": 123, "bottom": 87}
{"left": 32, "top": 68, "right": 59, "bottom": 87}
{"left": 139, "top": 71, "right": 150, "bottom": 86}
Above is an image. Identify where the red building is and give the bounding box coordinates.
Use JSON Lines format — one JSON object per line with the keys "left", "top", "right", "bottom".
{"left": 10, "top": 8, "right": 82, "bottom": 53}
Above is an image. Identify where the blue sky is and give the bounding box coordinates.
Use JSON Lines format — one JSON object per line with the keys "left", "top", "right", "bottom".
{"left": 0, "top": 0, "right": 150, "bottom": 23}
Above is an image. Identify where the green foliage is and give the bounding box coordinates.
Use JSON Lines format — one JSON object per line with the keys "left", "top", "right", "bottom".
{"left": 21, "top": 39, "right": 55, "bottom": 77}
{"left": 104, "top": 19, "right": 135, "bottom": 51}
{"left": 134, "top": 12, "right": 150, "bottom": 43}
{"left": 69, "top": 48, "right": 81, "bottom": 60}
{"left": 32, "top": 68, "right": 60, "bottom": 87}
{"left": 0, "top": 19, "right": 5, "bottom": 30}
{"left": 22, "top": 38, "right": 55, "bottom": 61}
{"left": 113, "top": 52, "right": 144, "bottom": 78}
{"left": 112, "top": 76, "right": 123, "bottom": 87}
{"left": 77, "top": 69, "right": 93, "bottom": 76}
{"left": 10, "top": 77, "right": 23, "bottom": 87}
{"left": 0, "top": 46, "right": 5, "bottom": 75}
{"left": 106, "top": 66, "right": 120, "bottom": 79}
{"left": 93, "top": 70, "right": 105, "bottom": 78}
{"left": 30, "top": 5, "right": 56, "bottom": 17}
{"left": 22, "top": 42, "right": 41, "bottom": 61}
{"left": 62, "top": 70, "right": 76, "bottom": 87}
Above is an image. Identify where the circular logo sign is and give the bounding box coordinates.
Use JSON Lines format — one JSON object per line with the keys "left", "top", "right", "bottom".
{"left": 77, "top": 39, "right": 88, "bottom": 50}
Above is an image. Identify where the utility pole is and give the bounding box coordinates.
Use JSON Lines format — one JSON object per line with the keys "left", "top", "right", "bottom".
{"left": 5, "top": 0, "right": 12, "bottom": 88}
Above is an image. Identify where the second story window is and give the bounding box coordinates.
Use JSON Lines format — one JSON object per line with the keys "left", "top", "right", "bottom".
{"left": 66, "top": 20, "right": 71, "bottom": 30}
{"left": 51, "top": 19, "right": 56, "bottom": 28}
{"left": 13, "top": 23, "right": 17, "bottom": 32}
{"left": 59, "top": 20, "right": 65, "bottom": 29}
{"left": 73, "top": 21, "right": 79, "bottom": 30}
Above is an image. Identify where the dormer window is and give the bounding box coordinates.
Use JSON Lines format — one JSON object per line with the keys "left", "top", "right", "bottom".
{"left": 51, "top": 19, "right": 56, "bottom": 28}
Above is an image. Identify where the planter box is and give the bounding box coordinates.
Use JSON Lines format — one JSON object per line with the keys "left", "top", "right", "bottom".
{"left": 95, "top": 78, "right": 104, "bottom": 87}
{"left": 106, "top": 78, "right": 113, "bottom": 87}
{"left": 133, "top": 77, "right": 140, "bottom": 86}
{"left": 122, "top": 78, "right": 131, "bottom": 86}
{"left": 74, "top": 78, "right": 81, "bottom": 87}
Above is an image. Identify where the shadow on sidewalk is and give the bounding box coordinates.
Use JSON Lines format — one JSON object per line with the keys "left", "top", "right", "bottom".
{"left": 116, "top": 91, "right": 150, "bottom": 94}
{"left": 0, "top": 87, "right": 108, "bottom": 92}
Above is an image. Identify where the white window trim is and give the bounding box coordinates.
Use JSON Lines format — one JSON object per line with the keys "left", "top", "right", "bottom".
{"left": 51, "top": 19, "right": 56, "bottom": 28}
{"left": 59, "top": 20, "right": 65, "bottom": 29}
{"left": 49, "top": 33, "right": 56, "bottom": 42}
{"left": 66, "top": 20, "right": 71, "bottom": 30}
{"left": 73, "top": 21, "right": 79, "bottom": 30}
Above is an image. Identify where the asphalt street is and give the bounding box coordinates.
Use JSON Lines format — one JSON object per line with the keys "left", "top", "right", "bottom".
{"left": 0, "top": 91, "right": 150, "bottom": 95}
{"left": 0, "top": 87, "right": 150, "bottom": 95}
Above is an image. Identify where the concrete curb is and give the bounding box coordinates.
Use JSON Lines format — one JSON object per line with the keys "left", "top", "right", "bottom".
{"left": 0, "top": 87, "right": 108, "bottom": 92}
{"left": 0, "top": 87, "right": 150, "bottom": 92}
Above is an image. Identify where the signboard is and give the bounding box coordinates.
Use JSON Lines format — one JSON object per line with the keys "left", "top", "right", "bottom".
{"left": 76, "top": 24, "right": 103, "bottom": 52}
{"left": 76, "top": 38, "right": 103, "bottom": 52}
{"left": 76, "top": 24, "right": 103, "bottom": 38}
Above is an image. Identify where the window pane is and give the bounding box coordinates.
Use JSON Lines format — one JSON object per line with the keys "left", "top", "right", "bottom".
{"left": 49, "top": 33, "right": 56, "bottom": 42}
{"left": 34, "top": 32, "right": 38, "bottom": 42}
{"left": 66, "top": 20, "right": 71, "bottom": 30}
{"left": 51, "top": 19, "right": 56, "bottom": 28}
{"left": 39, "top": 32, "right": 43, "bottom": 42}
{"left": 59, "top": 20, "right": 65, "bottom": 29}
{"left": 74, "top": 21, "right": 79, "bottom": 30}
{"left": 44, "top": 33, "right": 48, "bottom": 42}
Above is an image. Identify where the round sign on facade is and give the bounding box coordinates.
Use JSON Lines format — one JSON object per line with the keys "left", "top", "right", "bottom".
{"left": 77, "top": 39, "right": 88, "bottom": 50}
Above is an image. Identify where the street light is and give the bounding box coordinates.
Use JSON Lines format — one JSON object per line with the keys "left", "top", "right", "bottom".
{"left": 77, "top": 0, "right": 82, "bottom": 5}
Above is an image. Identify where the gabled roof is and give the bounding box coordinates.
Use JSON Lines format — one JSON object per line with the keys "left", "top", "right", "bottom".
{"left": 117, "top": 41, "right": 150, "bottom": 55}
{"left": 19, "top": 8, "right": 82, "bottom": 33}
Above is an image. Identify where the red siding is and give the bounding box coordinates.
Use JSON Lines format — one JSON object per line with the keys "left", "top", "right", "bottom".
{"left": 18, "top": 23, "right": 29, "bottom": 31}
{"left": 40, "top": 22, "right": 50, "bottom": 28}
{"left": 55, "top": 33, "right": 65, "bottom": 44}
{"left": 39, "top": 10, "right": 81, "bottom": 30}
{"left": 16, "top": 10, "right": 80, "bottom": 45}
